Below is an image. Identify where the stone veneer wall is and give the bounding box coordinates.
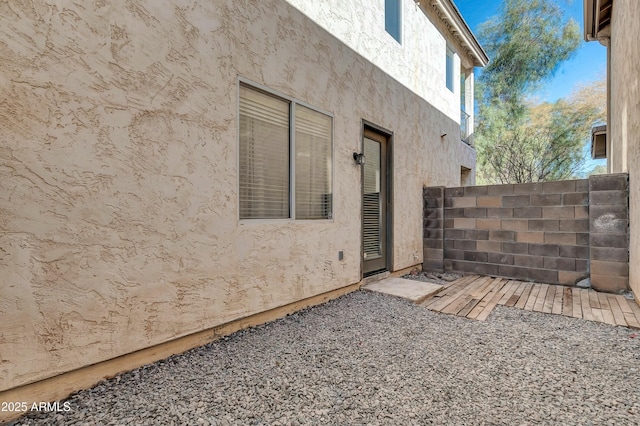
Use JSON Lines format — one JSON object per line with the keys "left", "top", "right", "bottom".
{"left": 424, "top": 174, "right": 629, "bottom": 293}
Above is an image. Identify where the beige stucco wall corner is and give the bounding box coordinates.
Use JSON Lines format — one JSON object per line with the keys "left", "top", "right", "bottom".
{"left": 0, "top": 0, "right": 476, "bottom": 391}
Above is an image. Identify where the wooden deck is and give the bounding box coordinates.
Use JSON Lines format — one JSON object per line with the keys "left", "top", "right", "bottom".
{"left": 419, "top": 275, "right": 640, "bottom": 328}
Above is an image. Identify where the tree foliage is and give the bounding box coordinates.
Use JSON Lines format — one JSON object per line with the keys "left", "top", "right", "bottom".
{"left": 477, "top": 0, "right": 580, "bottom": 109}
{"left": 477, "top": 83, "right": 606, "bottom": 183}
{"left": 474, "top": 0, "right": 602, "bottom": 184}
{"left": 590, "top": 164, "right": 607, "bottom": 175}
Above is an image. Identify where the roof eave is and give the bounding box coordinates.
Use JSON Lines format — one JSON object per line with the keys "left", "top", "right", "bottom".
{"left": 583, "top": 0, "right": 612, "bottom": 45}
{"left": 428, "top": 0, "right": 489, "bottom": 67}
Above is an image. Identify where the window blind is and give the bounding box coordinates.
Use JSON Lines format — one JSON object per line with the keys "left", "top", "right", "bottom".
{"left": 295, "top": 105, "right": 333, "bottom": 219}
{"left": 239, "top": 85, "right": 290, "bottom": 219}
{"left": 363, "top": 138, "right": 381, "bottom": 258}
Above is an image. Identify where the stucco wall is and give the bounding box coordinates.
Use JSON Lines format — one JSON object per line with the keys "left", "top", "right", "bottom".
{"left": 610, "top": 0, "right": 639, "bottom": 299}
{"left": 0, "top": 0, "right": 470, "bottom": 391}
{"left": 285, "top": 0, "right": 465, "bottom": 123}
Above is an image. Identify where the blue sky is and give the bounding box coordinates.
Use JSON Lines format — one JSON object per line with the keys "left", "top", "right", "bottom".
{"left": 455, "top": 0, "right": 607, "bottom": 103}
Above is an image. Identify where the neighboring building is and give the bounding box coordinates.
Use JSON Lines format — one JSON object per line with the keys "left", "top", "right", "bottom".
{"left": 0, "top": 0, "right": 486, "bottom": 413}
{"left": 584, "top": 0, "right": 639, "bottom": 301}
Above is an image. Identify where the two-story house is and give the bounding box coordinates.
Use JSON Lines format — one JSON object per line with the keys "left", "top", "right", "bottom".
{"left": 0, "top": 0, "right": 486, "bottom": 415}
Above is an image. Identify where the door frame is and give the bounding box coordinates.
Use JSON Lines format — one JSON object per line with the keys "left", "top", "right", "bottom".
{"left": 361, "top": 120, "right": 393, "bottom": 277}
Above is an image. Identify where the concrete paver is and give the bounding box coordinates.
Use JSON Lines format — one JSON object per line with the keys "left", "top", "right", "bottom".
{"left": 363, "top": 277, "right": 443, "bottom": 304}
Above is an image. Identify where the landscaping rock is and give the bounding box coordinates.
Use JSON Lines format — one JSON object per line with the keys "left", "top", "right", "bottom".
{"left": 13, "top": 291, "right": 640, "bottom": 426}
{"left": 577, "top": 277, "right": 591, "bottom": 289}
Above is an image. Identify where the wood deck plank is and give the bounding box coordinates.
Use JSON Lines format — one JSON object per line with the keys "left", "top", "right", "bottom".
{"left": 622, "top": 312, "right": 640, "bottom": 330}
{"left": 606, "top": 295, "right": 628, "bottom": 327}
{"left": 533, "top": 284, "right": 549, "bottom": 312}
{"left": 437, "top": 276, "right": 472, "bottom": 294}
{"left": 597, "top": 293, "right": 617, "bottom": 326}
{"left": 613, "top": 296, "right": 640, "bottom": 329}
{"left": 476, "top": 280, "right": 514, "bottom": 321}
{"left": 426, "top": 276, "right": 490, "bottom": 311}
{"left": 571, "top": 287, "right": 582, "bottom": 319}
{"left": 626, "top": 298, "right": 640, "bottom": 330}
{"left": 440, "top": 275, "right": 474, "bottom": 288}
{"left": 524, "top": 284, "right": 540, "bottom": 311}
{"left": 439, "top": 293, "right": 472, "bottom": 315}
{"left": 589, "top": 291, "right": 605, "bottom": 323}
{"left": 464, "top": 277, "right": 505, "bottom": 309}
{"left": 591, "top": 309, "right": 604, "bottom": 323}
{"left": 562, "top": 287, "right": 572, "bottom": 317}
{"left": 514, "top": 283, "right": 534, "bottom": 309}
{"left": 421, "top": 275, "right": 635, "bottom": 329}
{"left": 440, "top": 275, "right": 480, "bottom": 294}
{"left": 421, "top": 275, "right": 472, "bottom": 305}
{"left": 439, "top": 278, "right": 484, "bottom": 314}
{"left": 505, "top": 282, "right": 526, "bottom": 307}
{"left": 467, "top": 279, "right": 506, "bottom": 320}
{"left": 497, "top": 281, "right": 518, "bottom": 305}
{"left": 616, "top": 295, "right": 635, "bottom": 314}
{"left": 440, "top": 277, "right": 496, "bottom": 315}
{"left": 552, "top": 286, "right": 564, "bottom": 315}
{"left": 580, "top": 289, "right": 595, "bottom": 321}
{"left": 615, "top": 296, "right": 640, "bottom": 329}
{"left": 542, "top": 285, "right": 556, "bottom": 313}
{"left": 456, "top": 298, "right": 480, "bottom": 318}
{"left": 421, "top": 275, "right": 478, "bottom": 307}
{"left": 424, "top": 276, "right": 486, "bottom": 310}
{"left": 465, "top": 279, "right": 502, "bottom": 320}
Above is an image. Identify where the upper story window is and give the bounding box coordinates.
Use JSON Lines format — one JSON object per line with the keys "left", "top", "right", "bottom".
{"left": 385, "top": 0, "right": 402, "bottom": 43}
{"left": 446, "top": 46, "right": 454, "bottom": 92}
{"left": 239, "top": 83, "right": 333, "bottom": 220}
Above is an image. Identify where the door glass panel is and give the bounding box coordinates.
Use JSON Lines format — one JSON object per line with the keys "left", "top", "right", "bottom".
{"left": 363, "top": 138, "right": 381, "bottom": 260}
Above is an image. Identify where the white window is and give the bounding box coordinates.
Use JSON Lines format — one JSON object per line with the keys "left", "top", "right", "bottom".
{"left": 446, "top": 46, "right": 455, "bottom": 92}
{"left": 385, "top": 0, "right": 401, "bottom": 43}
{"left": 239, "top": 83, "right": 333, "bottom": 220}
{"left": 446, "top": 46, "right": 454, "bottom": 92}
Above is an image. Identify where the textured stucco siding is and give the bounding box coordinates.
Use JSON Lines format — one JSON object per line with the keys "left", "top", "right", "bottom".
{"left": 0, "top": 0, "right": 470, "bottom": 391}
{"left": 285, "top": 0, "right": 464, "bottom": 123}
{"left": 610, "top": 1, "right": 640, "bottom": 299}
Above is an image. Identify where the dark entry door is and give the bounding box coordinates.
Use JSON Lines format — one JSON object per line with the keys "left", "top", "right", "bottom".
{"left": 362, "top": 129, "right": 388, "bottom": 275}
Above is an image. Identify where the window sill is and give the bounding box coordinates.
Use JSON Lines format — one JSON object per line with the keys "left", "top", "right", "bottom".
{"left": 239, "top": 218, "right": 335, "bottom": 225}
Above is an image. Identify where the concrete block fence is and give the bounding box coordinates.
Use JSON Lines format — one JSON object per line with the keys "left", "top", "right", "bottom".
{"left": 423, "top": 174, "right": 630, "bottom": 293}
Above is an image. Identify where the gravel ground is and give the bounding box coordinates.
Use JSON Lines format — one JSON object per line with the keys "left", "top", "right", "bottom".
{"left": 11, "top": 290, "right": 640, "bottom": 425}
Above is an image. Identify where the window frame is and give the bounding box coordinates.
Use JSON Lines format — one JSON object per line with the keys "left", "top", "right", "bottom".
{"left": 237, "top": 78, "right": 334, "bottom": 223}
{"left": 445, "top": 45, "right": 455, "bottom": 93}
{"left": 385, "top": 0, "right": 402, "bottom": 44}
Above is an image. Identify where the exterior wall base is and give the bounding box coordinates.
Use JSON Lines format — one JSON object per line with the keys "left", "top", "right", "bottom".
{"left": 0, "top": 263, "right": 423, "bottom": 424}
{"left": 0, "top": 280, "right": 363, "bottom": 424}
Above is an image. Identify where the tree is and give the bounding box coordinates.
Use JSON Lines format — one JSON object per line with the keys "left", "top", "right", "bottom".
{"left": 477, "top": 79, "right": 606, "bottom": 184}
{"left": 474, "top": 0, "right": 597, "bottom": 184}
{"left": 477, "top": 0, "right": 580, "bottom": 110}
{"left": 589, "top": 164, "right": 607, "bottom": 175}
